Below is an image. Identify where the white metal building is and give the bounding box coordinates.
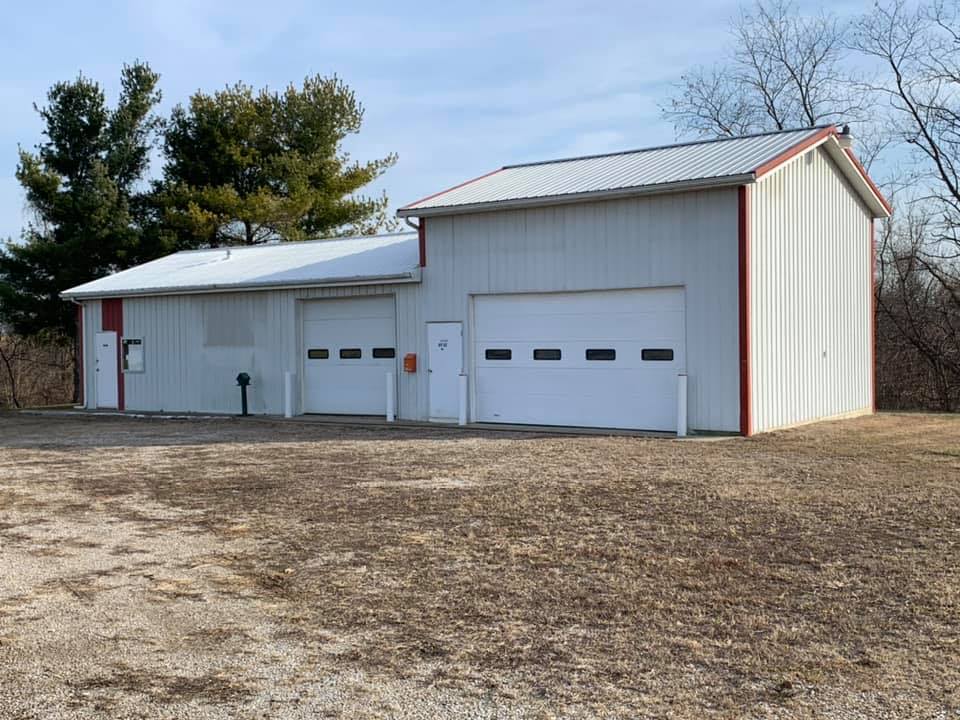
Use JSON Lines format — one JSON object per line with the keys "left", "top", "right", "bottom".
{"left": 63, "top": 125, "right": 891, "bottom": 435}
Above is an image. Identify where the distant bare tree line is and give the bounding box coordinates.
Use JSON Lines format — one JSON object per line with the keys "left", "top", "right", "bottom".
{"left": 667, "top": 0, "right": 960, "bottom": 411}
{"left": 0, "top": 334, "right": 73, "bottom": 409}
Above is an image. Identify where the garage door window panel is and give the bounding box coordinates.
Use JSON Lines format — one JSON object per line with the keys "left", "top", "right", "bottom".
{"left": 340, "top": 348, "right": 362, "bottom": 359}
{"left": 307, "top": 348, "right": 329, "bottom": 360}
{"left": 372, "top": 348, "right": 396, "bottom": 359}
{"left": 533, "top": 349, "right": 562, "bottom": 361}
{"left": 485, "top": 349, "right": 512, "bottom": 360}
{"left": 642, "top": 348, "right": 674, "bottom": 361}
{"left": 585, "top": 348, "right": 616, "bottom": 361}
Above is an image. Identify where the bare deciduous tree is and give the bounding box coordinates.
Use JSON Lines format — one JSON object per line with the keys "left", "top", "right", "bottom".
{"left": 0, "top": 333, "right": 74, "bottom": 409}
{"left": 854, "top": 0, "right": 960, "bottom": 411}
{"left": 665, "top": 0, "right": 960, "bottom": 411}
{"left": 664, "top": 0, "right": 883, "bottom": 164}
{"left": 876, "top": 212, "right": 960, "bottom": 410}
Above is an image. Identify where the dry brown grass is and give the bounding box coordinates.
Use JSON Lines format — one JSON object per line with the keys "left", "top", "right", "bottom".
{"left": 0, "top": 412, "right": 958, "bottom": 718}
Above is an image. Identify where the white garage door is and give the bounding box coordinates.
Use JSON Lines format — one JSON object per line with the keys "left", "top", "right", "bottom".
{"left": 473, "top": 288, "right": 685, "bottom": 431}
{"left": 302, "top": 296, "right": 396, "bottom": 414}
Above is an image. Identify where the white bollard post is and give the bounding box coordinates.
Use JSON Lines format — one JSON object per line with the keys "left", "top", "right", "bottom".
{"left": 386, "top": 372, "right": 396, "bottom": 422}
{"left": 284, "top": 371, "right": 294, "bottom": 418}
{"left": 677, "top": 373, "right": 688, "bottom": 438}
{"left": 458, "top": 373, "right": 468, "bottom": 426}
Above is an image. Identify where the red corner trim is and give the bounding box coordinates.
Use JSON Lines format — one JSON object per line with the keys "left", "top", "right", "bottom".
{"left": 418, "top": 219, "right": 427, "bottom": 268}
{"left": 399, "top": 167, "right": 504, "bottom": 211}
{"left": 739, "top": 185, "right": 752, "bottom": 437}
{"left": 76, "top": 304, "right": 84, "bottom": 406}
{"left": 753, "top": 126, "right": 836, "bottom": 178}
{"left": 845, "top": 147, "right": 894, "bottom": 216}
{"left": 101, "top": 298, "right": 124, "bottom": 411}
{"left": 870, "top": 218, "right": 877, "bottom": 413}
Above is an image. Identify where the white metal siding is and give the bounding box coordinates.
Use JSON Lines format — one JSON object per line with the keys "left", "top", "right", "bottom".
{"left": 83, "top": 190, "right": 739, "bottom": 429}
{"left": 750, "top": 146, "right": 873, "bottom": 432}
{"left": 418, "top": 190, "right": 741, "bottom": 432}
{"left": 119, "top": 284, "right": 420, "bottom": 416}
{"left": 81, "top": 300, "right": 100, "bottom": 409}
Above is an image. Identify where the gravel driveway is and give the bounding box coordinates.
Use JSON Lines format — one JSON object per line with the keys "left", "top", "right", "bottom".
{"left": 0, "top": 412, "right": 957, "bottom": 719}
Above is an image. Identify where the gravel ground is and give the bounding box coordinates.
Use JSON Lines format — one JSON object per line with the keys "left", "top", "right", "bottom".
{"left": 0, "top": 411, "right": 957, "bottom": 719}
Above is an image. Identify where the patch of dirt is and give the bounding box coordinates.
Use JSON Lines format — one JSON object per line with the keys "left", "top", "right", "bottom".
{"left": 0, "top": 411, "right": 957, "bottom": 719}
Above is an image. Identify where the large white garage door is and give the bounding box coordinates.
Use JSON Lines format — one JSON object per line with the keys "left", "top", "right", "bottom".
{"left": 474, "top": 288, "right": 685, "bottom": 431}
{"left": 302, "top": 296, "right": 396, "bottom": 414}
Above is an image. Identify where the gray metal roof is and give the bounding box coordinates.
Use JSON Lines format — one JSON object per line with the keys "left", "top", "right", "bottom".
{"left": 399, "top": 126, "right": 830, "bottom": 216}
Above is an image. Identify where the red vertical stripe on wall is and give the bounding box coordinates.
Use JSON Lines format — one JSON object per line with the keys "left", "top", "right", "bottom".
{"left": 870, "top": 219, "right": 876, "bottom": 413}
{"left": 738, "top": 186, "right": 752, "bottom": 437}
{"left": 418, "top": 219, "right": 427, "bottom": 268}
{"left": 101, "top": 298, "right": 124, "bottom": 411}
{"left": 76, "top": 304, "right": 84, "bottom": 406}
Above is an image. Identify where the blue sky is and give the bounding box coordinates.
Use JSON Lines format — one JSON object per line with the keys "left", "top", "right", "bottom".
{"left": 0, "top": 0, "right": 871, "bottom": 241}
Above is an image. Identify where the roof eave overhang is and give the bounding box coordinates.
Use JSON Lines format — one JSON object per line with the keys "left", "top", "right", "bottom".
{"left": 824, "top": 140, "right": 893, "bottom": 218}
{"left": 753, "top": 130, "right": 892, "bottom": 218}
{"left": 60, "top": 268, "right": 422, "bottom": 301}
{"left": 397, "top": 173, "right": 757, "bottom": 218}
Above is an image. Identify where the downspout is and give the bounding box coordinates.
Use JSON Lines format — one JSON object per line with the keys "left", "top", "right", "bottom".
{"left": 405, "top": 217, "right": 426, "bottom": 268}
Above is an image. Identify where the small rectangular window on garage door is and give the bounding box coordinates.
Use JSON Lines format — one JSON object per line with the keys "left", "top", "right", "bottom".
{"left": 485, "top": 349, "right": 512, "bottom": 360}
{"left": 642, "top": 348, "right": 674, "bottom": 361}
{"left": 339, "top": 348, "right": 362, "bottom": 359}
{"left": 533, "top": 348, "right": 561, "bottom": 360}
{"left": 372, "top": 348, "right": 396, "bottom": 359}
{"left": 307, "top": 348, "right": 329, "bottom": 359}
{"left": 585, "top": 348, "right": 616, "bottom": 361}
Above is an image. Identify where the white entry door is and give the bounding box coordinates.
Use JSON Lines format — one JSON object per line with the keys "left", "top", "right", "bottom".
{"left": 427, "top": 322, "right": 462, "bottom": 421}
{"left": 473, "top": 288, "right": 685, "bottom": 430}
{"left": 95, "top": 331, "right": 119, "bottom": 409}
{"left": 302, "top": 296, "right": 397, "bottom": 414}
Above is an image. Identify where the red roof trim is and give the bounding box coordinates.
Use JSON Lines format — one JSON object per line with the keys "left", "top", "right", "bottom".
{"left": 752, "top": 126, "right": 835, "bottom": 178}
{"left": 400, "top": 167, "right": 504, "bottom": 212}
{"left": 752, "top": 125, "right": 892, "bottom": 215}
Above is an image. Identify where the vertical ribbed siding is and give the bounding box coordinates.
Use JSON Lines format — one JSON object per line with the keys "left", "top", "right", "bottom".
{"left": 420, "top": 189, "right": 741, "bottom": 432}
{"left": 750, "top": 147, "right": 872, "bottom": 432}
{"left": 122, "top": 283, "right": 421, "bottom": 417}
{"left": 81, "top": 300, "right": 101, "bottom": 408}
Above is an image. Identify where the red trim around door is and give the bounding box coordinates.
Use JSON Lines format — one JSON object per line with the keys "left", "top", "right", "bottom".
{"left": 101, "top": 298, "right": 124, "bottom": 411}
{"left": 738, "top": 186, "right": 752, "bottom": 437}
{"left": 418, "top": 219, "right": 427, "bottom": 268}
{"left": 870, "top": 218, "right": 876, "bottom": 413}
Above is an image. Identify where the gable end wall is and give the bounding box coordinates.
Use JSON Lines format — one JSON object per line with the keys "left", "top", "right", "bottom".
{"left": 749, "top": 146, "right": 874, "bottom": 432}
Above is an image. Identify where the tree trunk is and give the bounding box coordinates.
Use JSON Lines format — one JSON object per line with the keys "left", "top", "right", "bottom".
{"left": 0, "top": 341, "right": 21, "bottom": 409}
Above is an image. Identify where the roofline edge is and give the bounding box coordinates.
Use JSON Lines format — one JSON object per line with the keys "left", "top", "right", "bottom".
{"left": 61, "top": 269, "right": 422, "bottom": 301}
{"left": 397, "top": 173, "right": 757, "bottom": 218}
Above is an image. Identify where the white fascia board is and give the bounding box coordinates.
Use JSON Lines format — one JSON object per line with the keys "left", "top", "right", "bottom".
{"left": 60, "top": 269, "right": 421, "bottom": 301}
